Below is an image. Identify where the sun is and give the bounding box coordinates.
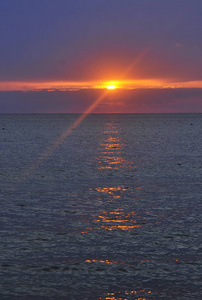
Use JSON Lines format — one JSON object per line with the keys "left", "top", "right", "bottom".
{"left": 106, "top": 84, "right": 117, "bottom": 90}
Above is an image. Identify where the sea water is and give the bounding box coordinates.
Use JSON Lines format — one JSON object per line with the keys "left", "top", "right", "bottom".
{"left": 0, "top": 114, "right": 201, "bottom": 299}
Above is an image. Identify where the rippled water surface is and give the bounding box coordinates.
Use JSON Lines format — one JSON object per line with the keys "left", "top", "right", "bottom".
{"left": 0, "top": 114, "right": 201, "bottom": 299}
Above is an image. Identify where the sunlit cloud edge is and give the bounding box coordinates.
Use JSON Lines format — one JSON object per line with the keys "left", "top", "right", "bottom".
{"left": 1, "top": 79, "right": 202, "bottom": 91}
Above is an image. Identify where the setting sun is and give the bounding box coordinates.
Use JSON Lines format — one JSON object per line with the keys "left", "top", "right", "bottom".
{"left": 106, "top": 84, "right": 117, "bottom": 90}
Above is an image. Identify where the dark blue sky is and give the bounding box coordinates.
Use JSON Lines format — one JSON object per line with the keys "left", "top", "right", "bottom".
{"left": 1, "top": 0, "right": 202, "bottom": 82}
{"left": 0, "top": 0, "right": 202, "bottom": 112}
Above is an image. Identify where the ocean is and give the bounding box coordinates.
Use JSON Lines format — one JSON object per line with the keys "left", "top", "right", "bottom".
{"left": 0, "top": 113, "right": 201, "bottom": 299}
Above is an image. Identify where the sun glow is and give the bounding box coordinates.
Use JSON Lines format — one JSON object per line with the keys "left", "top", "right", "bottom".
{"left": 1, "top": 79, "right": 202, "bottom": 91}
{"left": 106, "top": 84, "right": 117, "bottom": 90}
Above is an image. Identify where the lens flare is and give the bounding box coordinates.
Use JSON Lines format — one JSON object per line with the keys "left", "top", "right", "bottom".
{"left": 13, "top": 47, "right": 150, "bottom": 188}
{"left": 14, "top": 90, "right": 108, "bottom": 186}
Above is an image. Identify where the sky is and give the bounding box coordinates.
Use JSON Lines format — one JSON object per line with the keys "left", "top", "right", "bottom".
{"left": 0, "top": 0, "right": 202, "bottom": 113}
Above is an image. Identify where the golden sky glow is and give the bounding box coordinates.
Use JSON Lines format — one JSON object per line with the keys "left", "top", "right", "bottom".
{"left": 1, "top": 79, "right": 202, "bottom": 91}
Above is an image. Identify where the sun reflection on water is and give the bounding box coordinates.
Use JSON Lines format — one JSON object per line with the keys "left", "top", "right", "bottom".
{"left": 70, "top": 118, "right": 152, "bottom": 299}
{"left": 91, "top": 183, "right": 145, "bottom": 231}
{"left": 88, "top": 119, "right": 145, "bottom": 232}
{"left": 100, "top": 290, "right": 152, "bottom": 300}
{"left": 85, "top": 259, "right": 118, "bottom": 264}
{"left": 94, "top": 208, "right": 143, "bottom": 231}
{"left": 92, "top": 121, "right": 133, "bottom": 171}
{"left": 97, "top": 157, "right": 127, "bottom": 170}
{"left": 95, "top": 186, "right": 131, "bottom": 195}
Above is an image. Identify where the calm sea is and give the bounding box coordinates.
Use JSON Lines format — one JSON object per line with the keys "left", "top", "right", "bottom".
{"left": 0, "top": 114, "right": 201, "bottom": 299}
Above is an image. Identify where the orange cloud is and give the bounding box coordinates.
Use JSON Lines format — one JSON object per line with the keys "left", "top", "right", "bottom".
{"left": 0, "top": 79, "right": 202, "bottom": 91}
